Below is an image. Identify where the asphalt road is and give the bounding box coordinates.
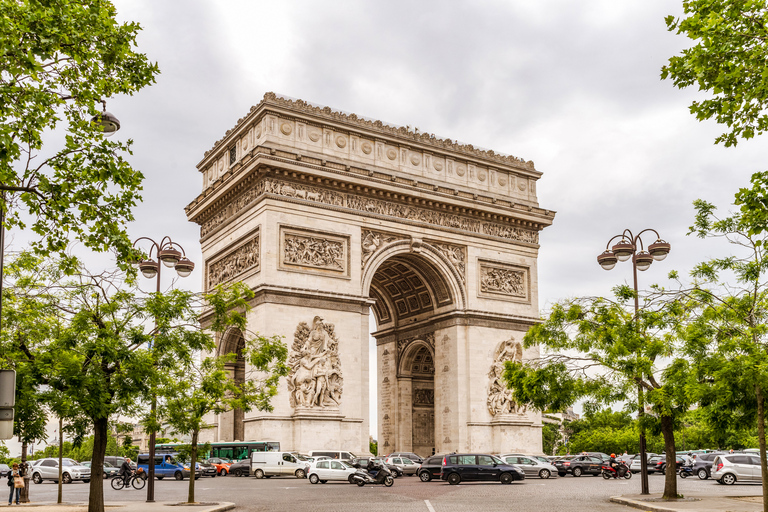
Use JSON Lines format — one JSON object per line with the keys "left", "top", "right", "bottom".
{"left": 21, "top": 471, "right": 762, "bottom": 512}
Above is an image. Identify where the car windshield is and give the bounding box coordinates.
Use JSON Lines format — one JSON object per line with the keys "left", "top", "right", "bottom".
{"left": 492, "top": 456, "right": 505, "bottom": 465}
{"left": 340, "top": 461, "right": 353, "bottom": 468}
{"left": 401, "top": 458, "right": 413, "bottom": 464}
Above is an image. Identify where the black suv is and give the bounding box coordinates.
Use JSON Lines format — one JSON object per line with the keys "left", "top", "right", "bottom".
{"left": 417, "top": 455, "right": 444, "bottom": 482}
{"left": 440, "top": 453, "right": 525, "bottom": 485}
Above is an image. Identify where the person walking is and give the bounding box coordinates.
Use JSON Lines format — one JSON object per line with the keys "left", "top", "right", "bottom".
{"left": 7, "top": 463, "right": 21, "bottom": 505}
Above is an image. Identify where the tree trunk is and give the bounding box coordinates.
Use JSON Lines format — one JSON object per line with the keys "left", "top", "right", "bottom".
{"left": 88, "top": 417, "right": 109, "bottom": 512}
{"left": 187, "top": 429, "right": 198, "bottom": 504}
{"left": 57, "top": 416, "right": 63, "bottom": 504}
{"left": 19, "top": 441, "right": 29, "bottom": 503}
{"left": 660, "top": 413, "right": 678, "bottom": 500}
{"left": 756, "top": 386, "right": 768, "bottom": 512}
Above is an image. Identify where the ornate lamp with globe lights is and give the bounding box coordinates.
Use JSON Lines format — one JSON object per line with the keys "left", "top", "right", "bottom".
{"left": 597, "top": 229, "right": 670, "bottom": 495}
{"left": 131, "top": 236, "right": 194, "bottom": 503}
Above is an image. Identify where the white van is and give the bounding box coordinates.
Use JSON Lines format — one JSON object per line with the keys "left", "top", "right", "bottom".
{"left": 250, "top": 451, "right": 309, "bottom": 479}
{"left": 307, "top": 450, "right": 357, "bottom": 461}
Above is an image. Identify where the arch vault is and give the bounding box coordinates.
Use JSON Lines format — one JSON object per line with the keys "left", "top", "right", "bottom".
{"left": 186, "top": 93, "right": 556, "bottom": 456}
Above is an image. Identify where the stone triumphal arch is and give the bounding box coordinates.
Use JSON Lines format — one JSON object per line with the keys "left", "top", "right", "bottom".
{"left": 186, "top": 93, "right": 555, "bottom": 456}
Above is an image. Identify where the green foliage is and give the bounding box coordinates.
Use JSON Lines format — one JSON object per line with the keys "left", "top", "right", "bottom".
{"left": 369, "top": 440, "right": 377, "bottom": 456}
{"left": 0, "top": 443, "right": 10, "bottom": 464}
{"left": 662, "top": 0, "right": 768, "bottom": 146}
{"left": 542, "top": 423, "right": 561, "bottom": 455}
{"left": 0, "top": 0, "right": 158, "bottom": 262}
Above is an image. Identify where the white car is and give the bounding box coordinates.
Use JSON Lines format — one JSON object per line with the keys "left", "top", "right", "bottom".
{"left": 499, "top": 454, "right": 558, "bottom": 479}
{"left": 308, "top": 459, "right": 357, "bottom": 484}
{"left": 31, "top": 458, "right": 91, "bottom": 484}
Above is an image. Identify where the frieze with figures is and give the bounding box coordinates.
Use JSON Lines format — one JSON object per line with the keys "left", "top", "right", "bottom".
{"left": 413, "top": 388, "right": 434, "bottom": 406}
{"left": 479, "top": 262, "right": 528, "bottom": 301}
{"left": 431, "top": 243, "right": 466, "bottom": 285}
{"left": 207, "top": 234, "right": 260, "bottom": 288}
{"left": 199, "top": 177, "right": 539, "bottom": 245}
{"left": 361, "top": 230, "right": 408, "bottom": 268}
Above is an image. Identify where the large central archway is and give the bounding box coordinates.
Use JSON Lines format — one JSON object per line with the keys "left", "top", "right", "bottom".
{"left": 364, "top": 244, "right": 463, "bottom": 457}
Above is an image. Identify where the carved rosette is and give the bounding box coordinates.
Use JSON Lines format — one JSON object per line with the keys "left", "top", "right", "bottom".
{"left": 431, "top": 242, "right": 466, "bottom": 285}
{"left": 287, "top": 316, "right": 343, "bottom": 409}
{"left": 487, "top": 337, "right": 525, "bottom": 416}
{"left": 361, "top": 229, "right": 407, "bottom": 268}
{"left": 207, "top": 234, "right": 260, "bottom": 289}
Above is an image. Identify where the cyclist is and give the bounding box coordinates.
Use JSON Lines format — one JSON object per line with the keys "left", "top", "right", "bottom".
{"left": 119, "top": 458, "right": 134, "bottom": 488}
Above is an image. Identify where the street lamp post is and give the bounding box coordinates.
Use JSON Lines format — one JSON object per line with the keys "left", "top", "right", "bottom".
{"left": 132, "top": 236, "right": 194, "bottom": 503}
{"left": 597, "top": 228, "right": 670, "bottom": 496}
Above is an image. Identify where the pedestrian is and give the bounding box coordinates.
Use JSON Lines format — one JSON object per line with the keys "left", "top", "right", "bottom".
{"left": 7, "top": 463, "right": 22, "bottom": 505}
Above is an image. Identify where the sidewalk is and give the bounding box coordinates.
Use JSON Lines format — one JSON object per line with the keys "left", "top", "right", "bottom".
{"left": 613, "top": 493, "right": 764, "bottom": 512}
{"left": 1, "top": 502, "right": 234, "bottom": 512}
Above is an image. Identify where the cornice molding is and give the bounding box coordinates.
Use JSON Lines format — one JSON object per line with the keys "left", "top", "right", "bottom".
{"left": 201, "top": 92, "right": 536, "bottom": 173}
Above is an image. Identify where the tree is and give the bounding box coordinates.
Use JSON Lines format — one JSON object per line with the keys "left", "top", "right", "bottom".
{"left": 0, "top": 0, "right": 158, "bottom": 261}
{"left": 159, "top": 283, "right": 288, "bottom": 504}
{"left": 541, "top": 422, "right": 561, "bottom": 456}
{"left": 662, "top": 0, "right": 768, "bottom": 146}
{"left": 503, "top": 287, "right": 692, "bottom": 499}
{"left": 677, "top": 170, "right": 768, "bottom": 511}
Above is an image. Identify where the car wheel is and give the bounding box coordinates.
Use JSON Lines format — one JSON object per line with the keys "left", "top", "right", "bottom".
{"left": 157, "top": 476, "right": 164, "bottom": 480}
{"left": 384, "top": 476, "right": 394, "bottom": 487}
{"left": 573, "top": 467, "right": 582, "bottom": 477}
{"left": 232, "top": 469, "right": 242, "bottom": 477}
{"left": 698, "top": 469, "right": 708, "bottom": 480}
{"left": 221, "top": 469, "right": 227, "bottom": 476}
{"left": 254, "top": 469, "right": 264, "bottom": 479}
{"left": 62, "top": 473, "right": 72, "bottom": 484}
{"left": 211, "top": 473, "right": 216, "bottom": 478}
{"left": 295, "top": 469, "right": 306, "bottom": 479}
{"left": 419, "top": 471, "right": 432, "bottom": 482}
{"left": 539, "top": 469, "right": 551, "bottom": 479}
{"left": 558, "top": 472, "right": 567, "bottom": 477}
{"left": 320, "top": 480, "right": 327, "bottom": 484}
{"left": 309, "top": 474, "right": 319, "bottom": 484}
{"left": 103, "top": 473, "right": 109, "bottom": 479}
{"left": 83, "top": 479, "right": 90, "bottom": 484}
{"left": 174, "top": 471, "right": 183, "bottom": 481}
{"left": 660, "top": 465, "right": 666, "bottom": 475}
{"left": 447, "top": 472, "right": 461, "bottom": 485}
{"left": 500, "top": 472, "right": 513, "bottom": 485}
{"left": 722, "top": 473, "right": 736, "bottom": 485}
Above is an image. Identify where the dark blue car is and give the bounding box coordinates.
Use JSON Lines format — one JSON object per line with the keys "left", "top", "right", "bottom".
{"left": 440, "top": 453, "right": 525, "bottom": 485}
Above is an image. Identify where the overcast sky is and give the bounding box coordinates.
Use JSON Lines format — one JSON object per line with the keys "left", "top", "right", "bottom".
{"left": 7, "top": 1, "right": 767, "bottom": 452}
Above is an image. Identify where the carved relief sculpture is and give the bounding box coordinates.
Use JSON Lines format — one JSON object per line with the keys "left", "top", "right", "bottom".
{"left": 207, "top": 235, "right": 259, "bottom": 288}
{"left": 284, "top": 234, "right": 344, "bottom": 271}
{"left": 432, "top": 242, "right": 466, "bottom": 285}
{"left": 413, "top": 388, "right": 434, "bottom": 406}
{"left": 287, "top": 316, "right": 343, "bottom": 409}
{"left": 479, "top": 263, "right": 527, "bottom": 299}
{"left": 487, "top": 337, "right": 525, "bottom": 416}
{"left": 361, "top": 230, "right": 406, "bottom": 268}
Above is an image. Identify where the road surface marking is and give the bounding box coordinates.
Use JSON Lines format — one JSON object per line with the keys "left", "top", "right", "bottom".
{"left": 425, "top": 499, "right": 436, "bottom": 512}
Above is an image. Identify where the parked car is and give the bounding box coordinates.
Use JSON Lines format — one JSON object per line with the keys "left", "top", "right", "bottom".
{"left": 228, "top": 460, "right": 250, "bottom": 477}
{"left": 692, "top": 452, "right": 725, "bottom": 480}
{"left": 80, "top": 461, "right": 119, "bottom": 479}
{"left": 440, "top": 453, "right": 525, "bottom": 485}
{"left": 629, "top": 454, "right": 658, "bottom": 474}
{"left": 651, "top": 455, "right": 684, "bottom": 475}
{"left": 136, "top": 453, "right": 200, "bottom": 480}
{"left": 558, "top": 455, "right": 604, "bottom": 477}
{"left": 351, "top": 457, "right": 403, "bottom": 477}
{"left": 197, "top": 460, "right": 218, "bottom": 477}
{"left": 308, "top": 459, "right": 357, "bottom": 484}
{"left": 498, "top": 454, "right": 558, "bottom": 479}
{"left": 0, "top": 464, "right": 10, "bottom": 477}
{"left": 251, "top": 451, "right": 309, "bottom": 479}
{"left": 552, "top": 456, "right": 576, "bottom": 477}
{"left": 712, "top": 453, "right": 762, "bottom": 485}
{"left": 384, "top": 456, "right": 419, "bottom": 476}
{"left": 306, "top": 450, "right": 357, "bottom": 462}
{"left": 103, "top": 456, "right": 135, "bottom": 470}
{"left": 416, "top": 455, "right": 445, "bottom": 482}
{"left": 206, "top": 458, "right": 232, "bottom": 476}
{"left": 387, "top": 452, "right": 424, "bottom": 464}
{"left": 30, "top": 458, "right": 91, "bottom": 484}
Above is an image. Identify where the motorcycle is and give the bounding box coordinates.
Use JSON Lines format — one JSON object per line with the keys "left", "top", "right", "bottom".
{"left": 601, "top": 462, "right": 632, "bottom": 480}
{"left": 678, "top": 465, "right": 694, "bottom": 478}
{"left": 352, "top": 464, "right": 394, "bottom": 487}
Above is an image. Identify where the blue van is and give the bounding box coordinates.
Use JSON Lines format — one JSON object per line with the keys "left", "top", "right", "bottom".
{"left": 137, "top": 453, "right": 201, "bottom": 480}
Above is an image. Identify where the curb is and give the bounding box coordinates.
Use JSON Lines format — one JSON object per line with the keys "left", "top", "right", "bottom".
{"left": 610, "top": 496, "right": 680, "bottom": 512}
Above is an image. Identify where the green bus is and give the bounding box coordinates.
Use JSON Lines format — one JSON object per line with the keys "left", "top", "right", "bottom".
{"left": 155, "top": 440, "right": 280, "bottom": 461}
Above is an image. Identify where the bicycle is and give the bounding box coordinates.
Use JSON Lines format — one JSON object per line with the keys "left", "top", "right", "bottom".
{"left": 110, "top": 469, "right": 146, "bottom": 490}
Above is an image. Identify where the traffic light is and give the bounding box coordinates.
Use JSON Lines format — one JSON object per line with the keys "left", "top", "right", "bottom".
{"left": 0, "top": 370, "right": 15, "bottom": 439}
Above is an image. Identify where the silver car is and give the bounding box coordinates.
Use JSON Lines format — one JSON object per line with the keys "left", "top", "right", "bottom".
{"left": 499, "top": 454, "right": 558, "bottom": 479}
{"left": 31, "top": 458, "right": 91, "bottom": 484}
{"left": 712, "top": 454, "right": 762, "bottom": 485}
{"left": 384, "top": 456, "right": 419, "bottom": 476}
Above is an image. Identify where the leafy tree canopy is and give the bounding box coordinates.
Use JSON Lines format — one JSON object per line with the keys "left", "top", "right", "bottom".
{"left": 662, "top": 0, "right": 768, "bottom": 146}
{"left": 0, "top": 0, "right": 158, "bottom": 262}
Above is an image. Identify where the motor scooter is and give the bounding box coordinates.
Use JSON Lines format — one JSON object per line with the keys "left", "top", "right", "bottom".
{"left": 678, "top": 465, "right": 694, "bottom": 478}
{"left": 601, "top": 462, "right": 632, "bottom": 480}
{"left": 352, "top": 463, "right": 394, "bottom": 487}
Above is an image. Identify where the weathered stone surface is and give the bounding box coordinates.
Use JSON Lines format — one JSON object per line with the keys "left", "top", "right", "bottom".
{"left": 188, "top": 94, "right": 554, "bottom": 456}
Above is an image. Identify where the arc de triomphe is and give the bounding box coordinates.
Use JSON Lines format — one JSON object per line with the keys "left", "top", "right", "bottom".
{"left": 185, "top": 93, "right": 555, "bottom": 456}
